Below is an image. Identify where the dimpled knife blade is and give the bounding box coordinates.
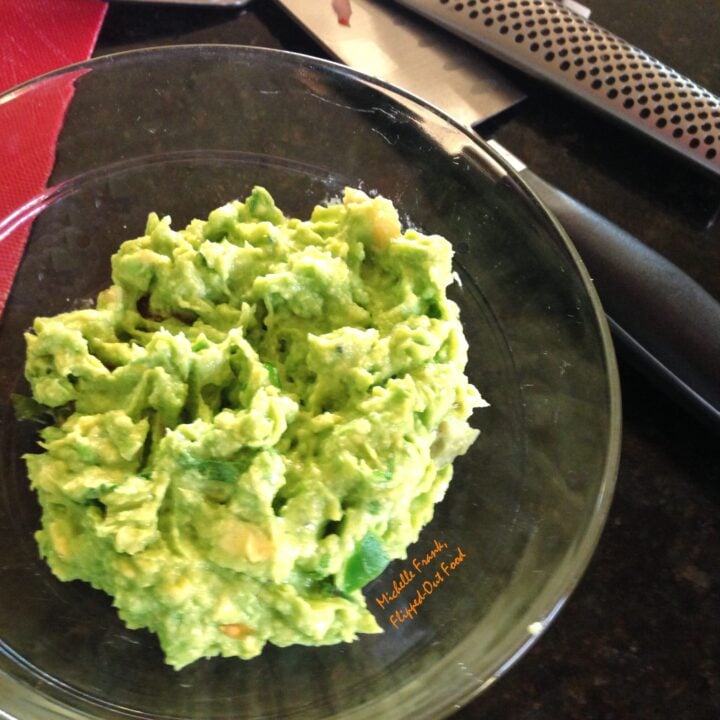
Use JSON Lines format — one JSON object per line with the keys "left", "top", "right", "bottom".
{"left": 395, "top": 0, "right": 720, "bottom": 176}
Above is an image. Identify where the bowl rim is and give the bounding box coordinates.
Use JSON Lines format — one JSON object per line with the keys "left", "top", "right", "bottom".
{"left": 0, "top": 43, "right": 622, "bottom": 720}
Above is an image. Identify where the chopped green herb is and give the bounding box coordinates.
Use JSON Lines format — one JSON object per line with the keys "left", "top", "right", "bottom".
{"left": 341, "top": 532, "right": 390, "bottom": 593}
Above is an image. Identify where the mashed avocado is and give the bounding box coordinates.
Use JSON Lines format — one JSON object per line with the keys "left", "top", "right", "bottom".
{"left": 20, "top": 186, "right": 486, "bottom": 669}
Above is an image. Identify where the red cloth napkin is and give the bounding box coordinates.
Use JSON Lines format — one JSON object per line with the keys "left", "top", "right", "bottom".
{"left": 0, "top": 0, "right": 107, "bottom": 315}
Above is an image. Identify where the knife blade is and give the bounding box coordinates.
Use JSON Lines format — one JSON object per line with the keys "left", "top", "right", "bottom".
{"left": 274, "top": 0, "right": 720, "bottom": 428}
{"left": 277, "top": 0, "right": 524, "bottom": 126}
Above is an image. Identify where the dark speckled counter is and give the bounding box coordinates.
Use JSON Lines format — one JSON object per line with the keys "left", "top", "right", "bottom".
{"left": 96, "top": 2, "right": 720, "bottom": 717}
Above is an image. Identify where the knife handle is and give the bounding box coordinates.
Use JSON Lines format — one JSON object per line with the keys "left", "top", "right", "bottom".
{"left": 396, "top": 0, "right": 720, "bottom": 176}
{"left": 518, "top": 166, "right": 720, "bottom": 428}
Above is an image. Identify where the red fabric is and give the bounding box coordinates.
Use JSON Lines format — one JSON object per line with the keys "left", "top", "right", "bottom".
{"left": 0, "top": 0, "right": 107, "bottom": 315}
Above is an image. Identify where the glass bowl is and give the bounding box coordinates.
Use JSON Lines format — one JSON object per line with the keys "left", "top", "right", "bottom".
{"left": 0, "top": 46, "right": 621, "bottom": 720}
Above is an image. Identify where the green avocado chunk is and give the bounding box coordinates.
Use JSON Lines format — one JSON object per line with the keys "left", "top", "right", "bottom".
{"left": 20, "top": 186, "right": 487, "bottom": 669}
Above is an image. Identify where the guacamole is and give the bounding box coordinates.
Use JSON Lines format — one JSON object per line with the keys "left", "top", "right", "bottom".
{"left": 21, "top": 186, "right": 486, "bottom": 669}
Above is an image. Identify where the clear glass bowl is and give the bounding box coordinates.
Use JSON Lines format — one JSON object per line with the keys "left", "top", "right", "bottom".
{"left": 0, "top": 46, "right": 621, "bottom": 720}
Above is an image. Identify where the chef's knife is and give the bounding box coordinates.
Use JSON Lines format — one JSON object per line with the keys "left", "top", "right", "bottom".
{"left": 275, "top": 0, "right": 720, "bottom": 428}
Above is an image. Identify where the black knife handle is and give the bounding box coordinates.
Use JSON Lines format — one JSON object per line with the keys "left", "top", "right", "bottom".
{"left": 520, "top": 167, "right": 720, "bottom": 428}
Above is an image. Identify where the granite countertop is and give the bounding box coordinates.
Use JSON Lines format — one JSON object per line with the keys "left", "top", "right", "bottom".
{"left": 96, "top": 2, "right": 720, "bottom": 717}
